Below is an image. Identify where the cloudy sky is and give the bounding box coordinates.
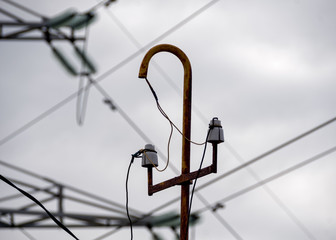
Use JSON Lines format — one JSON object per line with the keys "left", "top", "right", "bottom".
{"left": 1, "top": 0, "right": 336, "bottom": 239}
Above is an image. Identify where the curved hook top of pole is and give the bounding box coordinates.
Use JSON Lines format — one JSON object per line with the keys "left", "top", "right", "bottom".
{"left": 138, "top": 44, "right": 192, "bottom": 81}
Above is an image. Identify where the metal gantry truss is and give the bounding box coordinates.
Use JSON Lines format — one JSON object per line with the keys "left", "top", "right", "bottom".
{"left": 0, "top": 177, "right": 140, "bottom": 228}
{"left": 0, "top": 21, "right": 85, "bottom": 41}
{"left": 0, "top": 160, "right": 199, "bottom": 232}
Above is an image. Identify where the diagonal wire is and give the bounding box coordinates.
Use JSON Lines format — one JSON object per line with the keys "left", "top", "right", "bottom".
{"left": 195, "top": 193, "right": 244, "bottom": 240}
{"left": 103, "top": 9, "right": 329, "bottom": 240}
{"left": 196, "top": 145, "right": 336, "bottom": 214}
{"left": 95, "top": 144, "right": 336, "bottom": 240}
{"left": 0, "top": 0, "right": 220, "bottom": 147}
{"left": 1, "top": 0, "right": 47, "bottom": 19}
{"left": 88, "top": 77, "right": 180, "bottom": 174}
{"left": 92, "top": 80, "right": 243, "bottom": 240}
{"left": 0, "top": 159, "right": 143, "bottom": 216}
{"left": 105, "top": 7, "right": 335, "bottom": 239}
{"left": 224, "top": 142, "right": 317, "bottom": 240}
{"left": 105, "top": 8, "right": 210, "bottom": 125}
{"left": 136, "top": 115, "right": 336, "bottom": 216}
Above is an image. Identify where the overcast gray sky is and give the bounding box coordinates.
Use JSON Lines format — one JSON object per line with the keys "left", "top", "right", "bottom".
{"left": 1, "top": 0, "right": 336, "bottom": 239}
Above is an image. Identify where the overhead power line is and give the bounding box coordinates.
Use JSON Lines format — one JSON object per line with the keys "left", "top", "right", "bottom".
{"left": 142, "top": 116, "right": 336, "bottom": 215}
{"left": 197, "top": 144, "right": 336, "bottom": 214}
{"left": 103, "top": 8, "right": 314, "bottom": 240}
{"left": 0, "top": 0, "right": 221, "bottom": 147}
{"left": 0, "top": 159, "right": 143, "bottom": 216}
{"left": 225, "top": 143, "right": 316, "bottom": 240}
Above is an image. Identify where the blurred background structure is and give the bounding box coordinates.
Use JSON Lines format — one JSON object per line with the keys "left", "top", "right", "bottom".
{"left": 1, "top": 0, "right": 336, "bottom": 239}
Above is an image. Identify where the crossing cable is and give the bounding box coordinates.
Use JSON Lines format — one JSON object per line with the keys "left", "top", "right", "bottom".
{"left": 88, "top": 77, "right": 180, "bottom": 174}
{"left": 1, "top": 214, "right": 37, "bottom": 240}
{"left": 196, "top": 144, "right": 336, "bottom": 214}
{"left": 95, "top": 142, "right": 336, "bottom": 240}
{"left": 105, "top": 8, "right": 333, "bottom": 240}
{"left": 0, "top": 159, "right": 143, "bottom": 217}
{"left": 107, "top": 6, "right": 330, "bottom": 237}
{"left": 105, "top": 9, "right": 258, "bottom": 240}
{"left": 139, "top": 115, "right": 336, "bottom": 215}
{"left": 0, "top": 7, "right": 25, "bottom": 22}
{"left": 0, "top": 0, "right": 221, "bottom": 147}
{"left": 1, "top": 215, "right": 37, "bottom": 240}
{"left": 0, "top": 174, "right": 79, "bottom": 240}
{"left": 105, "top": 9, "right": 210, "bottom": 124}
{"left": 1, "top": 0, "right": 47, "bottom": 19}
{"left": 91, "top": 79, "right": 243, "bottom": 240}
{"left": 224, "top": 143, "right": 317, "bottom": 240}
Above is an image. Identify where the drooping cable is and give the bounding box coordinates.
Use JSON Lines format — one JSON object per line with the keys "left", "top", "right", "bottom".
{"left": 137, "top": 116, "right": 336, "bottom": 217}
{"left": 145, "top": 77, "right": 205, "bottom": 147}
{"left": 126, "top": 156, "right": 134, "bottom": 240}
{"left": 125, "top": 150, "right": 143, "bottom": 240}
{"left": 103, "top": 6, "right": 332, "bottom": 238}
{"left": 0, "top": 174, "right": 79, "bottom": 240}
{"left": 0, "top": 159, "right": 143, "bottom": 216}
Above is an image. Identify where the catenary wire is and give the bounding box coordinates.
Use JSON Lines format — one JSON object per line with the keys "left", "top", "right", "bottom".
{"left": 87, "top": 76, "right": 180, "bottom": 174}
{"left": 137, "top": 116, "right": 336, "bottom": 216}
{"left": 96, "top": 143, "right": 336, "bottom": 240}
{"left": 0, "top": 175, "right": 79, "bottom": 240}
{"left": 1, "top": 1, "right": 330, "bottom": 238}
{"left": 104, "top": 9, "right": 209, "bottom": 124}
{"left": 0, "top": 159, "right": 143, "bottom": 216}
{"left": 0, "top": 7, "right": 25, "bottom": 22}
{"left": 19, "top": 228, "right": 37, "bottom": 240}
{"left": 196, "top": 144, "right": 336, "bottom": 214}
{"left": 1, "top": 0, "right": 47, "bottom": 19}
{"left": 0, "top": 0, "right": 221, "bottom": 147}
{"left": 224, "top": 142, "right": 317, "bottom": 240}
{"left": 1, "top": 215, "right": 37, "bottom": 240}
{"left": 104, "top": 7, "right": 246, "bottom": 240}
{"left": 104, "top": 7, "right": 327, "bottom": 239}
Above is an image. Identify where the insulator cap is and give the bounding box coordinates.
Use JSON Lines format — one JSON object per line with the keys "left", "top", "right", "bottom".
{"left": 142, "top": 144, "right": 158, "bottom": 168}
{"left": 207, "top": 118, "right": 224, "bottom": 144}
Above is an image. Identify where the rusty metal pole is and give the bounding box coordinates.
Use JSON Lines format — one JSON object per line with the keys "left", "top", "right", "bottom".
{"left": 139, "top": 44, "right": 192, "bottom": 240}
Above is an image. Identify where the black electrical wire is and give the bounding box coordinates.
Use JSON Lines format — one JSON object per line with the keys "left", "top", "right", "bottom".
{"left": 0, "top": 174, "right": 79, "bottom": 240}
{"left": 187, "top": 129, "right": 210, "bottom": 226}
{"left": 104, "top": 7, "right": 331, "bottom": 239}
{"left": 125, "top": 150, "right": 143, "bottom": 240}
{"left": 104, "top": 9, "right": 210, "bottom": 126}
{"left": 138, "top": 116, "right": 336, "bottom": 217}
{"left": 125, "top": 156, "right": 134, "bottom": 240}
{"left": 0, "top": 159, "right": 143, "bottom": 216}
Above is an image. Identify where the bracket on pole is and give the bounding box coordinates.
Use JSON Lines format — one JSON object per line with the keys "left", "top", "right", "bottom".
{"left": 138, "top": 44, "right": 223, "bottom": 240}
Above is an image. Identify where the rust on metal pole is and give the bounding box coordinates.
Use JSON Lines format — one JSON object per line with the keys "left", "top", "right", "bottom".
{"left": 139, "top": 44, "right": 192, "bottom": 240}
